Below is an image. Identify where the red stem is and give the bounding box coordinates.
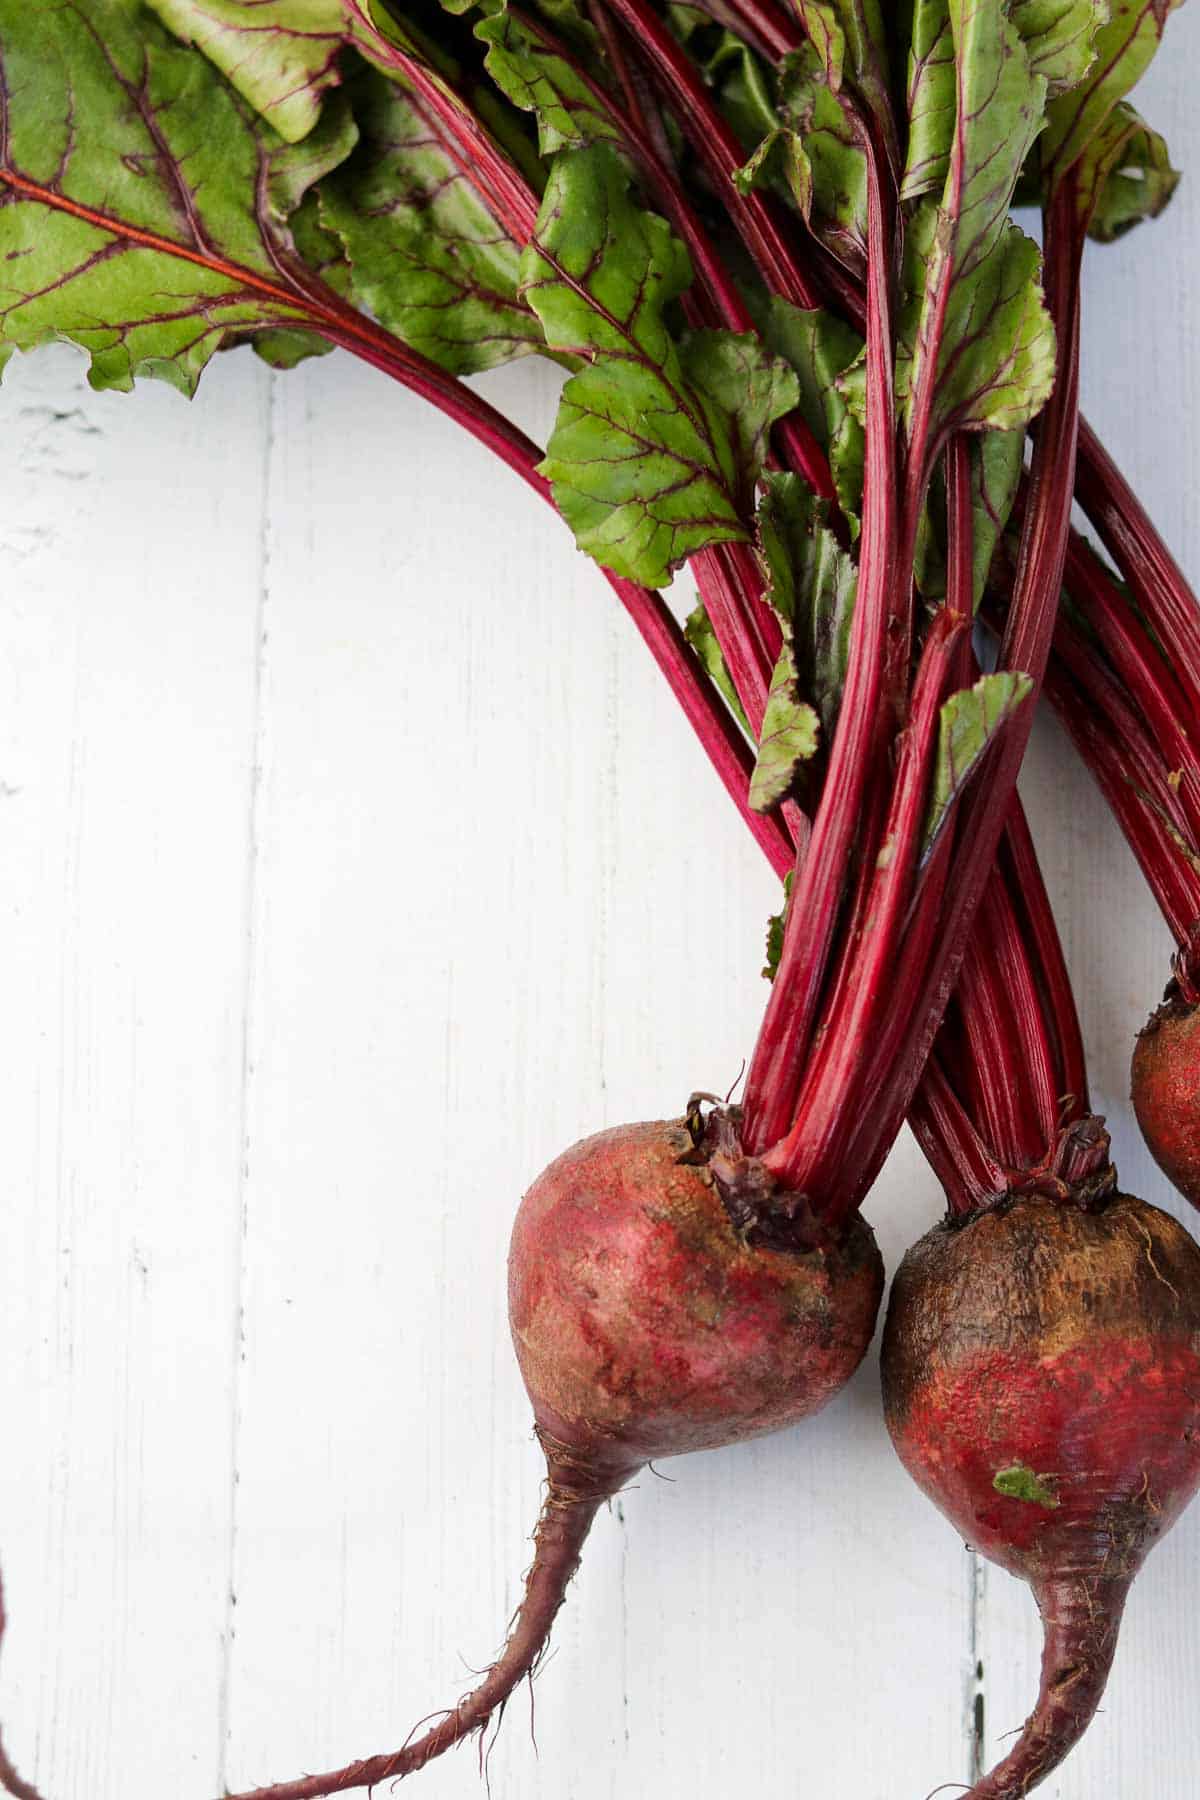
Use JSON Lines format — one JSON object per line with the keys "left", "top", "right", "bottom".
{"left": 1064, "top": 535, "right": 1200, "bottom": 838}
{"left": 908, "top": 1053, "right": 1010, "bottom": 1216}
{"left": 860, "top": 790, "right": 1088, "bottom": 1212}
{"left": 954, "top": 898, "right": 1034, "bottom": 1169}
{"left": 703, "top": 0, "right": 801, "bottom": 58}
{"left": 978, "top": 872, "right": 1060, "bottom": 1159}
{"left": 1075, "top": 418, "right": 1200, "bottom": 735}
{"left": 1042, "top": 628, "right": 1200, "bottom": 946}
{"left": 1001, "top": 800, "right": 1089, "bottom": 1119}
{"left": 740, "top": 131, "right": 897, "bottom": 1156}
{"left": 600, "top": 0, "right": 823, "bottom": 310}
{"left": 764, "top": 438, "right": 983, "bottom": 1192}
{"left": 798, "top": 456, "right": 976, "bottom": 1202}
{"left": 837, "top": 179, "right": 1084, "bottom": 1217}
{"left": 770, "top": 606, "right": 964, "bottom": 1187}
{"left": 1049, "top": 606, "right": 1195, "bottom": 832}
{"left": 689, "top": 548, "right": 774, "bottom": 736}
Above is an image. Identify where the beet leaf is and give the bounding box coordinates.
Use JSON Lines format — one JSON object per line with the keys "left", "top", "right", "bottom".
{"left": 922, "top": 670, "right": 1035, "bottom": 861}
{"left": 757, "top": 300, "right": 865, "bottom": 523}
{"left": 316, "top": 67, "right": 543, "bottom": 372}
{"left": 471, "top": 4, "right": 624, "bottom": 154}
{"left": 145, "top": 0, "right": 352, "bottom": 140}
{"left": 1039, "top": 0, "right": 1184, "bottom": 191}
{"left": 521, "top": 146, "right": 798, "bottom": 585}
{"left": 899, "top": 1, "right": 1057, "bottom": 464}
{"left": 0, "top": 0, "right": 359, "bottom": 392}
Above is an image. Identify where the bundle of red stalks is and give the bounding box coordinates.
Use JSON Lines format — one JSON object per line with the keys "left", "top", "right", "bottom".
{"left": 4, "top": 1, "right": 1200, "bottom": 1796}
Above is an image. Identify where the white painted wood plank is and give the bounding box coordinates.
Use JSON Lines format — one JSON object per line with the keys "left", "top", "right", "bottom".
{"left": 218, "top": 354, "right": 967, "bottom": 1800}
{"left": 0, "top": 346, "right": 270, "bottom": 1798}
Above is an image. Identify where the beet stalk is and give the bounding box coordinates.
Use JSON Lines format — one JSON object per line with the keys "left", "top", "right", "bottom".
{"left": 999, "top": 462, "right": 1200, "bottom": 1205}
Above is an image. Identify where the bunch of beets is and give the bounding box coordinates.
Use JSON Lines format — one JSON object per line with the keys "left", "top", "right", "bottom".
{"left": 5, "top": 2, "right": 1200, "bottom": 1796}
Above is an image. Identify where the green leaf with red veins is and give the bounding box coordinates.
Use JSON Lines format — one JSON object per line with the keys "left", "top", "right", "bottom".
{"left": 734, "top": 127, "right": 814, "bottom": 217}
{"left": 736, "top": 47, "right": 869, "bottom": 276}
{"left": 968, "top": 428, "right": 1025, "bottom": 602}
{"left": 793, "top": 0, "right": 895, "bottom": 156}
{"left": 144, "top": 0, "right": 354, "bottom": 139}
{"left": 782, "top": 49, "right": 869, "bottom": 263}
{"left": 1040, "top": 0, "right": 1183, "bottom": 193}
{"left": 758, "top": 298, "right": 866, "bottom": 525}
{"left": 914, "top": 426, "right": 1025, "bottom": 604}
{"left": 757, "top": 474, "right": 857, "bottom": 741}
{"left": 922, "top": 669, "right": 1033, "bottom": 859}
{"left": 683, "top": 605, "right": 752, "bottom": 736}
{"left": 0, "top": 0, "right": 359, "bottom": 394}
{"left": 520, "top": 147, "right": 799, "bottom": 587}
{"left": 899, "top": 203, "right": 1055, "bottom": 439}
{"left": 248, "top": 111, "right": 362, "bottom": 367}
{"left": 901, "top": 0, "right": 954, "bottom": 200}
{"left": 147, "top": 0, "right": 551, "bottom": 246}
{"left": 750, "top": 656, "right": 820, "bottom": 814}
{"left": 317, "top": 67, "right": 542, "bottom": 372}
{"left": 145, "top": 0, "right": 494, "bottom": 144}
{"left": 898, "top": 2, "right": 1056, "bottom": 455}
{"left": 472, "top": 5, "right": 625, "bottom": 155}
{"left": 903, "top": 0, "right": 1107, "bottom": 200}
{"left": 1011, "top": 0, "right": 1110, "bottom": 90}
{"left": 683, "top": 332, "right": 802, "bottom": 498}
{"left": 1076, "top": 102, "right": 1178, "bottom": 240}
{"left": 794, "top": 0, "right": 849, "bottom": 78}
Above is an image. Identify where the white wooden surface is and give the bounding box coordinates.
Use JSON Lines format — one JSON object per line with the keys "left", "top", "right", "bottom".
{"left": 2, "top": 27, "right": 1200, "bottom": 1798}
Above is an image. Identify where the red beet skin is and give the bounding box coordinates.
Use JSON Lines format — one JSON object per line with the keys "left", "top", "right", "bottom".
{"left": 1132, "top": 994, "right": 1200, "bottom": 1208}
{"left": 883, "top": 1191, "right": 1200, "bottom": 1800}
{"left": 511, "top": 1117, "right": 883, "bottom": 1463}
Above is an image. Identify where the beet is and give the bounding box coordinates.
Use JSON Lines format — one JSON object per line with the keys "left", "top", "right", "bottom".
{"left": 226, "top": 1116, "right": 883, "bottom": 1800}
{"left": 397, "top": 1116, "right": 884, "bottom": 1787}
{"left": 1132, "top": 992, "right": 1200, "bottom": 1208}
{"left": 882, "top": 1190, "right": 1200, "bottom": 1800}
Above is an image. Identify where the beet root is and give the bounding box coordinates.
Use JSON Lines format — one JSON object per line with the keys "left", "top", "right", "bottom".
{"left": 882, "top": 1190, "right": 1200, "bottom": 1800}
{"left": 1132, "top": 992, "right": 1200, "bottom": 1208}
{"left": 221, "top": 1114, "right": 882, "bottom": 1800}
{"left": 427, "top": 1114, "right": 882, "bottom": 1776}
{"left": 493, "top": 1117, "right": 881, "bottom": 1758}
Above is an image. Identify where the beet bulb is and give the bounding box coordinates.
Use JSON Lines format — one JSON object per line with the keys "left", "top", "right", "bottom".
{"left": 402, "top": 1114, "right": 883, "bottom": 1785}
{"left": 222, "top": 1112, "right": 882, "bottom": 1800}
{"left": 882, "top": 1189, "right": 1200, "bottom": 1800}
{"left": 1132, "top": 991, "right": 1200, "bottom": 1208}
